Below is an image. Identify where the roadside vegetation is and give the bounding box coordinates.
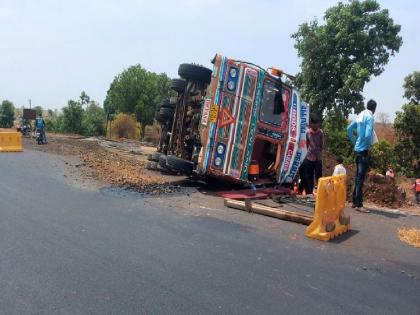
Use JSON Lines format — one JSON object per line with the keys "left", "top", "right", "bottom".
{"left": 293, "top": 0, "right": 419, "bottom": 178}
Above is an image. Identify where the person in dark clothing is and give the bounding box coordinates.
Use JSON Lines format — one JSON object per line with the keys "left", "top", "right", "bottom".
{"left": 305, "top": 114, "right": 324, "bottom": 194}
{"left": 347, "top": 99, "right": 377, "bottom": 212}
{"left": 35, "top": 113, "right": 47, "bottom": 144}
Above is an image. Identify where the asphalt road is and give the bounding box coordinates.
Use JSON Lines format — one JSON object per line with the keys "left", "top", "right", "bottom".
{"left": 1, "top": 149, "right": 420, "bottom": 315}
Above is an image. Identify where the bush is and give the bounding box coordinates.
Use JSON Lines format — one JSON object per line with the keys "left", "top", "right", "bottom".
{"left": 82, "top": 102, "right": 106, "bottom": 136}
{"left": 0, "top": 100, "right": 15, "bottom": 128}
{"left": 44, "top": 109, "right": 62, "bottom": 132}
{"left": 110, "top": 113, "right": 140, "bottom": 139}
{"left": 370, "top": 140, "right": 396, "bottom": 174}
{"left": 62, "top": 100, "right": 84, "bottom": 134}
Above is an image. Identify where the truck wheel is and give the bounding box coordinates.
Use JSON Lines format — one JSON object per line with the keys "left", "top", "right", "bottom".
{"left": 166, "top": 155, "right": 194, "bottom": 174}
{"left": 158, "top": 155, "right": 168, "bottom": 168}
{"left": 159, "top": 107, "right": 174, "bottom": 121}
{"left": 178, "top": 63, "right": 212, "bottom": 84}
{"left": 147, "top": 152, "right": 163, "bottom": 162}
{"left": 146, "top": 161, "right": 158, "bottom": 170}
{"left": 160, "top": 99, "right": 174, "bottom": 109}
{"left": 170, "top": 78, "right": 187, "bottom": 94}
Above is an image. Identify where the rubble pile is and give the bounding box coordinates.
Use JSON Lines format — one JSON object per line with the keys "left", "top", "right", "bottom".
{"left": 26, "top": 136, "right": 176, "bottom": 194}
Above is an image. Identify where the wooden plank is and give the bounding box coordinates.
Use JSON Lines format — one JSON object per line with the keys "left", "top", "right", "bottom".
{"left": 224, "top": 198, "right": 313, "bottom": 226}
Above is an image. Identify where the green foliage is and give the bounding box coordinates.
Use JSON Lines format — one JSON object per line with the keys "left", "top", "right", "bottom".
{"left": 57, "top": 92, "right": 106, "bottom": 136}
{"left": 104, "top": 65, "right": 173, "bottom": 138}
{"left": 82, "top": 102, "right": 106, "bottom": 136}
{"left": 33, "top": 106, "right": 43, "bottom": 116}
{"left": 79, "top": 91, "right": 91, "bottom": 106}
{"left": 62, "top": 100, "right": 84, "bottom": 134}
{"left": 44, "top": 110, "right": 64, "bottom": 133}
{"left": 394, "top": 103, "right": 420, "bottom": 177}
{"left": 370, "top": 140, "right": 396, "bottom": 174}
{"left": 292, "top": 0, "right": 402, "bottom": 118}
{"left": 403, "top": 71, "right": 420, "bottom": 105}
{"left": 0, "top": 100, "right": 15, "bottom": 128}
{"left": 322, "top": 111, "right": 354, "bottom": 164}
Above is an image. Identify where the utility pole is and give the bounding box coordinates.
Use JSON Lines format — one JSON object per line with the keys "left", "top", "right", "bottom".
{"left": 29, "top": 99, "right": 31, "bottom": 109}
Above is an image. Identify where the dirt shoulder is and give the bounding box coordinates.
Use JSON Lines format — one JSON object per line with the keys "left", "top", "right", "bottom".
{"left": 24, "top": 134, "right": 183, "bottom": 194}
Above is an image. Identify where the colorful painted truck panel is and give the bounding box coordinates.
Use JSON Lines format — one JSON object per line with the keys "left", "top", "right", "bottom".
{"left": 198, "top": 54, "right": 309, "bottom": 185}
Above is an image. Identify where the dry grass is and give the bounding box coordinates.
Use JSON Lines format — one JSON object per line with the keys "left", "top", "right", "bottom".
{"left": 110, "top": 113, "right": 140, "bottom": 139}
{"left": 398, "top": 227, "right": 420, "bottom": 248}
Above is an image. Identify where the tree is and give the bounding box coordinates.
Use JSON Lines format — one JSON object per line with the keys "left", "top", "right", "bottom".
{"left": 33, "top": 106, "right": 43, "bottom": 116}
{"left": 393, "top": 72, "right": 420, "bottom": 177}
{"left": 62, "top": 100, "right": 84, "bottom": 134}
{"left": 79, "top": 91, "right": 91, "bottom": 107}
{"left": 0, "top": 100, "right": 15, "bottom": 128}
{"left": 292, "top": 0, "right": 402, "bottom": 118}
{"left": 394, "top": 103, "right": 420, "bottom": 177}
{"left": 104, "top": 65, "right": 173, "bottom": 138}
{"left": 403, "top": 71, "right": 420, "bottom": 104}
{"left": 82, "top": 102, "right": 106, "bottom": 136}
{"left": 45, "top": 109, "right": 64, "bottom": 133}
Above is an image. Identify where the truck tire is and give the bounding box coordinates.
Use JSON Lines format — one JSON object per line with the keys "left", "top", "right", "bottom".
{"left": 160, "top": 99, "right": 174, "bottom": 109}
{"left": 146, "top": 161, "right": 158, "bottom": 170}
{"left": 158, "top": 155, "right": 168, "bottom": 168}
{"left": 155, "top": 110, "right": 166, "bottom": 124}
{"left": 178, "top": 63, "right": 212, "bottom": 84}
{"left": 166, "top": 155, "right": 194, "bottom": 174}
{"left": 159, "top": 107, "right": 174, "bottom": 121}
{"left": 147, "top": 152, "right": 163, "bottom": 162}
{"left": 170, "top": 78, "right": 187, "bottom": 94}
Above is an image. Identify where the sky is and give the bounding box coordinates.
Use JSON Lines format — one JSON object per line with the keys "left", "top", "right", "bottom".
{"left": 1, "top": 0, "right": 420, "bottom": 119}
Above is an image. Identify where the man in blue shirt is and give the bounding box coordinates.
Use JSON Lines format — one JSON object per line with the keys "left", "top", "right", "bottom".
{"left": 35, "top": 113, "right": 47, "bottom": 144}
{"left": 347, "top": 99, "right": 377, "bottom": 212}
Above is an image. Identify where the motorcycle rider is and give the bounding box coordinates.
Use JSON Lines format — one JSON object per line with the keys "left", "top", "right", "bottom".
{"left": 35, "top": 113, "right": 47, "bottom": 144}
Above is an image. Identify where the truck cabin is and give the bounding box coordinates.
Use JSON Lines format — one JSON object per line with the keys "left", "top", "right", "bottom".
{"left": 198, "top": 54, "right": 303, "bottom": 185}
{"left": 250, "top": 76, "right": 289, "bottom": 183}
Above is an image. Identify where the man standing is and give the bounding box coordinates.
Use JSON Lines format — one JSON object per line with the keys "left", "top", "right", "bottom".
{"left": 347, "top": 100, "right": 377, "bottom": 212}
{"left": 305, "top": 114, "right": 324, "bottom": 195}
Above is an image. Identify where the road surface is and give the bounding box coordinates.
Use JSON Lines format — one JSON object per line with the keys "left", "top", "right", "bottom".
{"left": 1, "top": 149, "right": 419, "bottom": 314}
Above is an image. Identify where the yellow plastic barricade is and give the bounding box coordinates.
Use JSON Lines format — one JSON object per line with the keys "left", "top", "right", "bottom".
{"left": 306, "top": 174, "right": 350, "bottom": 241}
{"left": 0, "top": 132, "right": 23, "bottom": 152}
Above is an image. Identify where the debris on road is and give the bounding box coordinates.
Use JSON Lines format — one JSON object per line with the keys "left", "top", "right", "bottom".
{"left": 25, "top": 135, "right": 181, "bottom": 194}
{"left": 398, "top": 227, "right": 420, "bottom": 248}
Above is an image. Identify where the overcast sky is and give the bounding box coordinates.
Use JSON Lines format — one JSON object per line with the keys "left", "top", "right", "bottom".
{"left": 1, "top": 0, "right": 419, "bottom": 119}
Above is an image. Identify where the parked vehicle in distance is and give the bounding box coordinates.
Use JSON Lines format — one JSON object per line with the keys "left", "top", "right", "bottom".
{"left": 150, "top": 54, "right": 309, "bottom": 185}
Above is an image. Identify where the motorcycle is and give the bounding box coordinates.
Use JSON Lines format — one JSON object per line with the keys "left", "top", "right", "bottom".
{"left": 17, "top": 124, "right": 32, "bottom": 137}
{"left": 36, "top": 129, "right": 46, "bottom": 145}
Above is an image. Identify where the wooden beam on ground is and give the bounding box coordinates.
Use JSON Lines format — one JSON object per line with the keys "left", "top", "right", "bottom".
{"left": 224, "top": 198, "right": 313, "bottom": 226}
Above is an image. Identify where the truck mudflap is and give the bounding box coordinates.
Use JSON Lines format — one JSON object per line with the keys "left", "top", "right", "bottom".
{"left": 278, "top": 89, "right": 309, "bottom": 184}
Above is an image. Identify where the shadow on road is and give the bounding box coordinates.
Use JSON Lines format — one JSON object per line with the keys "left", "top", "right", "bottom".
{"left": 329, "top": 229, "right": 360, "bottom": 244}
{"left": 367, "top": 208, "right": 406, "bottom": 219}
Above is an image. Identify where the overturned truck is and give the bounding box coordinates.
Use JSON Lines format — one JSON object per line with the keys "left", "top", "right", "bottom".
{"left": 150, "top": 54, "right": 309, "bottom": 185}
